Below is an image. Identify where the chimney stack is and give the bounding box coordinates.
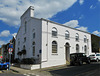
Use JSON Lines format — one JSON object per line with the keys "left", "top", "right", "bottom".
{"left": 21, "top": 6, "right": 34, "bottom": 19}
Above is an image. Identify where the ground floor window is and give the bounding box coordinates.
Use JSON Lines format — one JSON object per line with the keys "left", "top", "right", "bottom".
{"left": 33, "top": 46, "right": 35, "bottom": 56}
{"left": 52, "top": 41, "right": 57, "bottom": 53}
{"left": 84, "top": 45, "right": 87, "bottom": 54}
{"left": 76, "top": 44, "right": 79, "bottom": 53}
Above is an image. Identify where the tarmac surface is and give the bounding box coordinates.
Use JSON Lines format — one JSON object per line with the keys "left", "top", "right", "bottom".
{"left": 0, "top": 62, "right": 100, "bottom": 76}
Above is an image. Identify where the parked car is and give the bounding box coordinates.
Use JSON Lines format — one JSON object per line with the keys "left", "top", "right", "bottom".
{"left": 0, "top": 60, "right": 9, "bottom": 70}
{"left": 89, "top": 53, "right": 100, "bottom": 62}
{"left": 70, "top": 53, "right": 90, "bottom": 66}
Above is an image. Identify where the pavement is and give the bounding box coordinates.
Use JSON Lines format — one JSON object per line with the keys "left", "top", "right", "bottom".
{"left": 9, "top": 64, "right": 69, "bottom": 76}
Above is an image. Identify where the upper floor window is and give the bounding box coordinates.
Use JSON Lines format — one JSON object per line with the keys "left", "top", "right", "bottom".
{"left": 24, "top": 37, "right": 26, "bottom": 43}
{"left": 32, "top": 42, "right": 35, "bottom": 45}
{"left": 18, "top": 41, "right": 20, "bottom": 46}
{"left": 52, "top": 41, "right": 57, "bottom": 53}
{"left": 52, "top": 27, "right": 57, "bottom": 37}
{"left": 33, "top": 32, "right": 35, "bottom": 39}
{"left": 84, "top": 35, "right": 87, "bottom": 43}
{"left": 76, "top": 33, "right": 79, "bottom": 41}
{"left": 25, "top": 21, "right": 27, "bottom": 33}
{"left": 65, "top": 30, "right": 70, "bottom": 39}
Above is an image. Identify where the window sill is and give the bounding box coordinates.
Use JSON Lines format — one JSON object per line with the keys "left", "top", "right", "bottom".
{"left": 65, "top": 38, "right": 70, "bottom": 40}
{"left": 76, "top": 40, "right": 79, "bottom": 42}
{"left": 52, "top": 36, "right": 58, "bottom": 38}
{"left": 52, "top": 53, "right": 58, "bottom": 55}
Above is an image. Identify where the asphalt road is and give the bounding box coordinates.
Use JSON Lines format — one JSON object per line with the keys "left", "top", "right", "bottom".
{"left": 49, "top": 62, "right": 100, "bottom": 76}
{"left": 0, "top": 62, "right": 100, "bottom": 76}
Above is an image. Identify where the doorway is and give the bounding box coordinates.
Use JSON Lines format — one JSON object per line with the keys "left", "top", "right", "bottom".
{"left": 65, "top": 43, "right": 70, "bottom": 62}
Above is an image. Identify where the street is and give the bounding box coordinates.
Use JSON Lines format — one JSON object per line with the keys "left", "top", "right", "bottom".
{"left": 49, "top": 62, "right": 100, "bottom": 76}
{"left": 0, "top": 62, "right": 100, "bottom": 76}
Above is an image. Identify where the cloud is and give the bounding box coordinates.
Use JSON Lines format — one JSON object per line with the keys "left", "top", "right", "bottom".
{"left": 0, "top": 30, "right": 10, "bottom": 37}
{"left": 90, "top": 5, "right": 96, "bottom": 9}
{"left": 77, "top": 26, "right": 88, "bottom": 32}
{"left": 98, "top": 0, "right": 100, "bottom": 2}
{"left": 0, "top": 0, "right": 77, "bottom": 27}
{"left": 64, "top": 20, "right": 88, "bottom": 32}
{"left": 92, "top": 30, "right": 100, "bottom": 35}
{"left": 64, "top": 20, "right": 79, "bottom": 28}
{"left": 79, "top": 0, "right": 84, "bottom": 5}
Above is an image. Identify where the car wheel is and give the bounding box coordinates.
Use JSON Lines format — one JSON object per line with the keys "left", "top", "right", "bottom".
{"left": 96, "top": 59, "right": 99, "bottom": 62}
{"left": 87, "top": 59, "right": 90, "bottom": 64}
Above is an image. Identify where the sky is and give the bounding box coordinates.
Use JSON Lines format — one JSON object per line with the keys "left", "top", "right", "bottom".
{"left": 0, "top": 0, "right": 100, "bottom": 47}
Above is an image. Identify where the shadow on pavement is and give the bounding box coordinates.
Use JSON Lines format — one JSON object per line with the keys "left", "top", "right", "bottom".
{"left": 49, "top": 62, "right": 100, "bottom": 76}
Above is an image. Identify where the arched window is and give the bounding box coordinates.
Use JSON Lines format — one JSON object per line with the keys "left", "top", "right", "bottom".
{"left": 32, "top": 42, "right": 35, "bottom": 56}
{"left": 52, "top": 41, "right": 57, "bottom": 53}
{"left": 76, "top": 33, "right": 79, "bottom": 41}
{"left": 76, "top": 44, "right": 79, "bottom": 53}
{"left": 84, "top": 35, "right": 87, "bottom": 43}
{"left": 84, "top": 45, "right": 87, "bottom": 54}
{"left": 52, "top": 27, "right": 57, "bottom": 37}
{"left": 65, "top": 30, "right": 70, "bottom": 39}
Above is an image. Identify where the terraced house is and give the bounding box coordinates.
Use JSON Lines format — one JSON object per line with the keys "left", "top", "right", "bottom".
{"left": 15, "top": 6, "right": 92, "bottom": 69}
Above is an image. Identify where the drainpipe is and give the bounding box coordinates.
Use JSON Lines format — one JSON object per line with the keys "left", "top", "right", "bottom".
{"left": 47, "top": 21, "right": 48, "bottom": 61}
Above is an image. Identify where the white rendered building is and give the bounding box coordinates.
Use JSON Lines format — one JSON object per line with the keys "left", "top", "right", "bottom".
{"left": 15, "top": 6, "right": 92, "bottom": 68}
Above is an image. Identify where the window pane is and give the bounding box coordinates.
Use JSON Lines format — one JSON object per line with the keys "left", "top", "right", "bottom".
{"left": 52, "top": 31, "right": 57, "bottom": 36}
{"left": 84, "top": 36, "right": 87, "bottom": 42}
{"left": 52, "top": 41, "right": 57, "bottom": 53}
{"left": 76, "top": 33, "right": 79, "bottom": 41}
{"left": 76, "top": 44, "right": 79, "bottom": 53}
{"left": 33, "top": 33, "right": 35, "bottom": 39}
{"left": 52, "top": 27, "right": 57, "bottom": 37}
{"left": 65, "top": 31, "right": 69, "bottom": 39}
{"left": 24, "top": 37, "right": 26, "bottom": 42}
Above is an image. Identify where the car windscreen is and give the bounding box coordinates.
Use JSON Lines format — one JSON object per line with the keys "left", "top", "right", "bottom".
{"left": 96, "top": 54, "right": 100, "bottom": 56}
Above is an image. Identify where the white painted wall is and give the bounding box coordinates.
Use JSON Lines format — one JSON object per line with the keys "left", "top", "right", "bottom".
{"left": 15, "top": 6, "right": 42, "bottom": 60}
{"left": 41, "top": 19, "right": 92, "bottom": 68}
